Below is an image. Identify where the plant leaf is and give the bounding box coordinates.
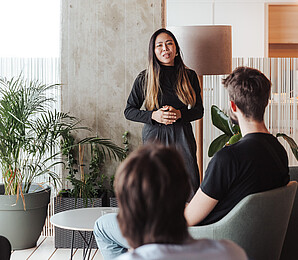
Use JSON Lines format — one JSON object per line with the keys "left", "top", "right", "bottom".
{"left": 228, "top": 132, "right": 242, "bottom": 145}
{"left": 232, "top": 124, "right": 241, "bottom": 135}
{"left": 78, "top": 137, "right": 126, "bottom": 161}
{"left": 211, "top": 105, "right": 233, "bottom": 136}
{"left": 208, "top": 133, "right": 230, "bottom": 157}
{"left": 277, "top": 133, "right": 298, "bottom": 161}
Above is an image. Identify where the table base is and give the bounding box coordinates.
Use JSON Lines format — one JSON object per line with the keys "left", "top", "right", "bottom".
{"left": 70, "top": 230, "right": 94, "bottom": 260}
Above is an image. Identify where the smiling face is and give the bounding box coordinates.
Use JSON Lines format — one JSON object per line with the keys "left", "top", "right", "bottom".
{"left": 154, "top": 32, "right": 177, "bottom": 66}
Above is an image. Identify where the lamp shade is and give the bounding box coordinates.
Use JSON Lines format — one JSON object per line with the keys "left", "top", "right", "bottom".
{"left": 167, "top": 26, "right": 232, "bottom": 76}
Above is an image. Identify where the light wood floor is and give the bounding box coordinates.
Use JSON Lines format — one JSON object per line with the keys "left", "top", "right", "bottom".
{"left": 11, "top": 236, "right": 104, "bottom": 260}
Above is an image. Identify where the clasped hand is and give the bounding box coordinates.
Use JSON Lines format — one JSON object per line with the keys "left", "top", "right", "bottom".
{"left": 152, "top": 105, "right": 181, "bottom": 125}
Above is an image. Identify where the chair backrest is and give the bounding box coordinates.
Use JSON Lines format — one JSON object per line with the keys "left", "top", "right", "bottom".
{"left": 189, "top": 181, "right": 297, "bottom": 260}
{"left": 0, "top": 235, "right": 12, "bottom": 260}
{"left": 280, "top": 167, "right": 298, "bottom": 260}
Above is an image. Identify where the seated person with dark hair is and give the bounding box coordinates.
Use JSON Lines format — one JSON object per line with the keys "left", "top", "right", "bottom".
{"left": 184, "top": 66, "right": 289, "bottom": 225}
{"left": 94, "top": 144, "right": 248, "bottom": 260}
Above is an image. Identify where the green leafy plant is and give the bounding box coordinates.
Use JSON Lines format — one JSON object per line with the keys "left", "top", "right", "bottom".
{"left": 60, "top": 134, "right": 126, "bottom": 206}
{"left": 122, "top": 131, "right": 129, "bottom": 159}
{"left": 208, "top": 105, "right": 242, "bottom": 157}
{"left": 277, "top": 133, "right": 298, "bottom": 161}
{"left": 109, "top": 174, "right": 116, "bottom": 198}
{"left": 0, "top": 76, "right": 82, "bottom": 202}
{"left": 109, "top": 131, "right": 130, "bottom": 197}
{"left": 208, "top": 107, "right": 298, "bottom": 162}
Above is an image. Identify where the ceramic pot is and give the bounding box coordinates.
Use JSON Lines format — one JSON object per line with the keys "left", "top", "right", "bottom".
{"left": 0, "top": 184, "right": 50, "bottom": 250}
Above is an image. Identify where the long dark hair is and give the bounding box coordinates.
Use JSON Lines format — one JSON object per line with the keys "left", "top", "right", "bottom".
{"left": 145, "top": 28, "right": 196, "bottom": 110}
{"left": 115, "top": 144, "right": 191, "bottom": 248}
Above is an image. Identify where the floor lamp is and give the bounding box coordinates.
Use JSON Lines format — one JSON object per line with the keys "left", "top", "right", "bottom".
{"left": 167, "top": 26, "right": 232, "bottom": 182}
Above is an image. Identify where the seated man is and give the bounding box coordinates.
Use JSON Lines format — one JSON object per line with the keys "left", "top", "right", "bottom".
{"left": 94, "top": 144, "right": 248, "bottom": 260}
{"left": 184, "top": 66, "right": 289, "bottom": 225}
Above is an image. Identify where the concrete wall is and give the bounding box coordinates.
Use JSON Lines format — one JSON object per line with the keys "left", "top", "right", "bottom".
{"left": 61, "top": 0, "right": 165, "bottom": 175}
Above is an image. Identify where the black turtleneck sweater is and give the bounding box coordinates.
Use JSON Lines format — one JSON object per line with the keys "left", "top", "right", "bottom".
{"left": 124, "top": 66, "right": 204, "bottom": 125}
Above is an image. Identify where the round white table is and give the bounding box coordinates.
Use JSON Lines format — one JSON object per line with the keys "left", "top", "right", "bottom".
{"left": 51, "top": 207, "right": 119, "bottom": 260}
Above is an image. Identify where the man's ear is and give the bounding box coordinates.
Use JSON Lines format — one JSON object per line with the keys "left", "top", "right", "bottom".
{"left": 230, "top": 100, "right": 237, "bottom": 112}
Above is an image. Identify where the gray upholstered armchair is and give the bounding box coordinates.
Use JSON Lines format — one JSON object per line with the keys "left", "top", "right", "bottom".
{"left": 280, "top": 168, "right": 298, "bottom": 260}
{"left": 188, "top": 181, "right": 297, "bottom": 260}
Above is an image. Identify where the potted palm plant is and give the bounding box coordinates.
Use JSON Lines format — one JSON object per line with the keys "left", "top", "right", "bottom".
{"left": 0, "top": 76, "right": 82, "bottom": 250}
{"left": 54, "top": 133, "right": 126, "bottom": 248}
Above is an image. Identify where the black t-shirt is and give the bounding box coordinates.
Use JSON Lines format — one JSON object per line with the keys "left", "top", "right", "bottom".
{"left": 199, "top": 133, "right": 289, "bottom": 225}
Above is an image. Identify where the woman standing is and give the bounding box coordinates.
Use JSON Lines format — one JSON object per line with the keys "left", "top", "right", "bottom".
{"left": 124, "top": 28, "right": 204, "bottom": 195}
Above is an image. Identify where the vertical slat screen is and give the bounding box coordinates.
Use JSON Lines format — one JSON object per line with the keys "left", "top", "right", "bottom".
{"left": 200, "top": 58, "right": 298, "bottom": 176}
{"left": 0, "top": 57, "right": 61, "bottom": 236}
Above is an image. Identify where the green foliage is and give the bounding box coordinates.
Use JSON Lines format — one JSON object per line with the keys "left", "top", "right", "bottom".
{"left": 208, "top": 105, "right": 242, "bottom": 157}
{"left": 277, "top": 133, "right": 298, "bottom": 161}
{"left": 0, "top": 75, "right": 83, "bottom": 197}
{"left": 122, "top": 131, "right": 129, "bottom": 158}
{"left": 61, "top": 134, "right": 126, "bottom": 206}
{"left": 109, "top": 174, "right": 116, "bottom": 197}
{"left": 109, "top": 131, "right": 130, "bottom": 197}
{"left": 209, "top": 107, "right": 298, "bottom": 161}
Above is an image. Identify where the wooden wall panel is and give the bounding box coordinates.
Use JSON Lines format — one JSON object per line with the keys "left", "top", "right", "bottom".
{"left": 269, "top": 43, "right": 298, "bottom": 57}
{"left": 269, "top": 5, "right": 298, "bottom": 44}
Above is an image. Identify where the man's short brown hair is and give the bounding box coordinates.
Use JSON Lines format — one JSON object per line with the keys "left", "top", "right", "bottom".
{"left": 115, "top": 144, "right": 191, "bottom": 249}
{"left": 223, "top": 66, "right": 271, "bottom": 122}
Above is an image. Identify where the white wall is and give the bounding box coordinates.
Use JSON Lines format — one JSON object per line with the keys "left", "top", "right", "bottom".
{"left": 0, "top": 0, "right": 60, "bottom": 57}
{"left": 167, "top": 0, "right": 298, "bottom": 58}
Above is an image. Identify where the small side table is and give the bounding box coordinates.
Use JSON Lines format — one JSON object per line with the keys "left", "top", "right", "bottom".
{"left": 51, "top": 207, "right": 118, "bottom": 260}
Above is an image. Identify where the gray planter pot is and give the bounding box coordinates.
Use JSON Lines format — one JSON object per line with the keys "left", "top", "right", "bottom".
{"left": 54, "top": 196, "right": 103, "bottom": 248}
{"left": 0, "top": 184, "right": 51, "bottom": 250}
{"left": 109, "top": 197, "right": 118, "bottom": 207}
